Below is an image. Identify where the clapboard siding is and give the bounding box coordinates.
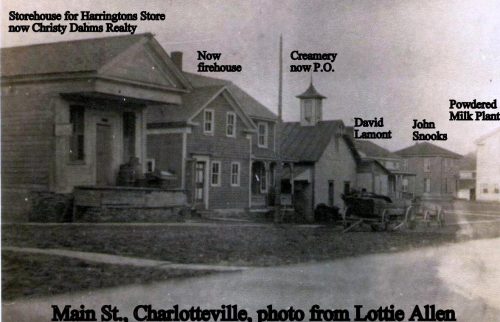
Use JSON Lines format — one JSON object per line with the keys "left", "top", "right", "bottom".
{"left": 1, "top": 95, "right": 54, "bottom": 189}
{"left": 187, "top": 94, "right": 251, "bottom": 209}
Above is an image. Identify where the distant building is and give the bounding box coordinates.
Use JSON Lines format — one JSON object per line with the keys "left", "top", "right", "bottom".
{"left": 475, "top": 128, "right": 500, "bottom": 202}
{"left": 352, "top": 139, "right": 415, "bottom": 200}
{"left": 280, "top": 81, "right": 359, "bottom": 220}
{"left": 395, "top": 143, "right": 462, "bottom": 200}
{"left": 457, "top": 152, "right": 476, "bottom": 201}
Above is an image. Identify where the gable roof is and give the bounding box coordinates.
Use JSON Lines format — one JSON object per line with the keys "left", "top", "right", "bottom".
{"left": 2, "top": 34, "right": 143, "bottom": 77}
{"left": 281, "top": 120, "right": 358, "bottom": 162}
{"left": 476, "top": 126, "right": 500, "bottom": 144}
{"left": 358, "top": 159, "right": 392, "bottom": 175}
{"left": 296, "top": 82, "right": 326, "bottom": 99}
{"left": 354, "top": 140, "right": 400, "bottom": 159}
{"left": 395, "top": 142, "right": 462, "bottom": 159}
{"left": 1, "top": 33, "right": 191, "bottom": 90}
{"left": 459, "top": 152, "right": 476, "bottom": 171}
{"left": 147, "top": 86, "right": 224, "bottom": 127}
{"left": 184, "top": 72, "right": 277, "bottom": 121}
{"left": 147, "top": 85, "right": 255, "bottom": 130}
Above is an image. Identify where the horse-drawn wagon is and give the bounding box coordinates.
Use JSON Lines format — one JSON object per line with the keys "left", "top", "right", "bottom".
{"left": 342, "top": 193, "right": 444, "bottom": 232}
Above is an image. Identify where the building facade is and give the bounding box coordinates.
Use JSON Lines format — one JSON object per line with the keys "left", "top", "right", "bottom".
{"left": 395, "top": 143, "right": 462, "bottom": 200}
{"left": 1, "top": 34, "right": 192, "bottom": 221}
{"left": 457, "top": 152, "right": 476, "bottom": 201}
{"left": 475, "top": 128, "right": 500, "bottom": 202}
{"left": 146, "top": 57, "right": 278, "bottom": 213}
{"left": 280, "top": 82, "right": 359, "bottom": 221}
{"left": 352, "top": 139, "right": 415, "bottom": 200}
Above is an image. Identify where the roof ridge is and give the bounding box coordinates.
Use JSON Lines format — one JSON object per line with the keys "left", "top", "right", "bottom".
{"left": 183, "top": 71, "right": 232, "bottom": 85}
{"left": 1, "top": 33, "right": 150, "bottom": 50}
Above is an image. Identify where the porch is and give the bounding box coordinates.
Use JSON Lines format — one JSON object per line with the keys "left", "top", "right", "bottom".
{"left": 73, "top": 185, "right": 188, "bottom": 222}
{"left": 250, "top": 160, "right": 277, "bottom": 210}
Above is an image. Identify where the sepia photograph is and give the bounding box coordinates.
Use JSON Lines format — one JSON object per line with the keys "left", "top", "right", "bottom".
{"left": 1, "top": 1, "right": 500, "bottom": 321}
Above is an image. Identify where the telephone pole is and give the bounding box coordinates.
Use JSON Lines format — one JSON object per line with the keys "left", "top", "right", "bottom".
{"left": 274, "top": 34, "right": 284, "bottom": 223}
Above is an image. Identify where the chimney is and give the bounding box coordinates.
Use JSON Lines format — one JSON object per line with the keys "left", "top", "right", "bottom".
{"left": 171, "top": 51, "right": 183, "bottom": 71}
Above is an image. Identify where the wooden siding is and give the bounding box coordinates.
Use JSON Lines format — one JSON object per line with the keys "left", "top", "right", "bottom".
{"left": 187, "top": 94, "right": 251, "bottom": 209}
{"left": 147, "top": 133, "right": 183, "bottom": 188}
{"left": 2, "top": 95, "right": 54, "bottom": 187}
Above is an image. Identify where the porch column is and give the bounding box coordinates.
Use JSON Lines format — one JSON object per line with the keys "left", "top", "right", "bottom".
{"left": 264, "top": 161, "right": 270, "bottom": 192}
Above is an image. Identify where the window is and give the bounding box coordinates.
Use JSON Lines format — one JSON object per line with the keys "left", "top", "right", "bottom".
{"left": 494, "top": 184, "right": 499, "bottom": 194}
{"left": 226, "top": 112, "right": 236, "bottom": 137}
{"left": 304, "top": 100, "right": 313, "bottom": 121}
{"left": 344, "top": 181, "right": 351, "bottom": 195}
{"left": 146, "top": 159, "right": 155, "bottom": 173}
{"left": 211, "top": 161, "right": 221, "bottom": 186}
{"left": 123, "top": 112, "right": 136, "bottom": 161}
{"left": 258, "top": 122, "right": 268, "bottom": 148}
{"left": 328, "top": 180, "right": 335, "bottom": 207}
{"left": 424, "top": 178, "right": 431, "bottom": 193}
{"left": 481, "top": 183, "right": 488, "bottom": 194}
{"left": 69, "top": 106, "right": 85, "bottom": 161}
{"left": 204, "top": 109, "right": 214, "bottom": 134}
{"left": 230, "top": 162, "right": 240, "bottom": 186}
{"left": 402, "top": 159, "right": 408, "bottom": 171}
{"left": 424, "top": 158, "right": 431, "bottom": 172}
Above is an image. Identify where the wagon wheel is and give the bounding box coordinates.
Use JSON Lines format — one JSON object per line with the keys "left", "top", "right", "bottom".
{"left": 407, "top": 218, "right": 417, "bottom": 230}
{"left": 370, "top": 221, "right": 388, "bottom": 232}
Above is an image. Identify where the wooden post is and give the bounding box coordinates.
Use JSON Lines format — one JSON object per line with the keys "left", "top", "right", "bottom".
{"left": 274, "top": 34, "right": 284, "bottom": 223}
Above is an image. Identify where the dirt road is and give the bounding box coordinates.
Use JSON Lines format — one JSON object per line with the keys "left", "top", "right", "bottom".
{"left": 3, "top": 237, "right": 499, "bottom": 322}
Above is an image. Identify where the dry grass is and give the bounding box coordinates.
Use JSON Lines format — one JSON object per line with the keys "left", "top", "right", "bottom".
{"left": 4, "top": 222, "right": 493, "bottom": 267}
{"left": 2, "top": 251, "right": 214, "bottom": 301}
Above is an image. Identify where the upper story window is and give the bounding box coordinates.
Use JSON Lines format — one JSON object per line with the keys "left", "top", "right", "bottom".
{"left": 481, "top": 183, "right": 488, "bottom": 194}
{"left": 69, "top": 105, "right": 85, "bottom": 161}
{"left": 424, "top": 158, "right": 431, "bottom": 173}
{"left": 258, "top": 122, "right": 268, "bottom": 148}
{"left": 204, "top": 109, "right": 214, "bottom": 135}
{"left": 226, "top": 112, "right": 236, "bottom": 137}
{"left": 402, "top": 159, "right": 408, "bottom": 171}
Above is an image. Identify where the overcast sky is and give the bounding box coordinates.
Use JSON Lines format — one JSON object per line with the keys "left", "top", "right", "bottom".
{"left": 2, "top": 0, "right": 500, "bottom": 154}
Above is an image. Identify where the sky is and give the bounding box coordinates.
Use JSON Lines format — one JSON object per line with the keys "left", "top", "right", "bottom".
{"left": 2, "top": 0, "right": 500, "bottom": 154}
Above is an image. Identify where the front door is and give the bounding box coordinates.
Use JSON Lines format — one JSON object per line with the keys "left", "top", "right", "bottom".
{"left": 194, "top": 161, "right": 206, "bottom": 208}
{"left": 96, "top": 124, "right": 114, "bottom": 186}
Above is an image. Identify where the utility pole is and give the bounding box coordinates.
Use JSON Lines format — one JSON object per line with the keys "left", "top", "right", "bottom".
{"left": 274, "top": 34, "right": 284, "bottom": 223}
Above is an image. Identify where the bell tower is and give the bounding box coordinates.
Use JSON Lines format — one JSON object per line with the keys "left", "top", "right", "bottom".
{"left": 297, "top": 78, "right": 326, "bottom": 126}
